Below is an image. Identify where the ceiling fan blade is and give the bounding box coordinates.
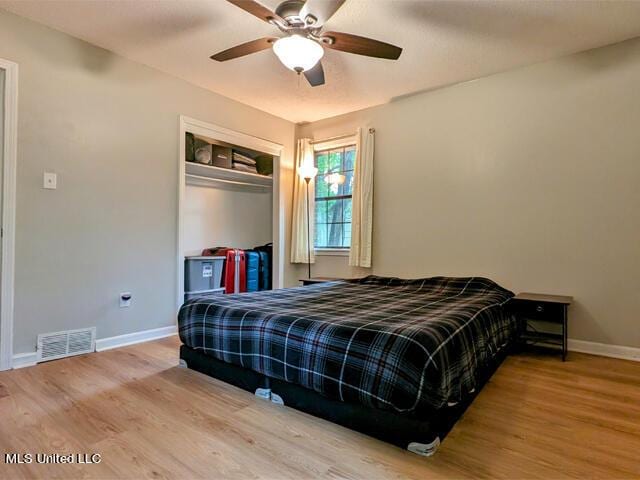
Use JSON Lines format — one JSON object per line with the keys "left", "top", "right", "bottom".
{"left": 299, "top": 0, "right": 345, "bottom": 27}
{"left": 226, "top": 0, "right": 286, "bottom": 25}
{"left": 321, "top": 31, "right": 402, "bottom": 60}
{"left": 210, "top": 37, "right": 277, "bottom": 62}
{"left": 304, "top": 61, "right": 325, "bottom": 87}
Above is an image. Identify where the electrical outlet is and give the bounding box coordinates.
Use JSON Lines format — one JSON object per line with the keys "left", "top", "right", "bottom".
{"left": 119, "top": 292, "right": 132, "bottom": 308}
{"left": 43, "top": 172, "right": 57, "bottom": 190}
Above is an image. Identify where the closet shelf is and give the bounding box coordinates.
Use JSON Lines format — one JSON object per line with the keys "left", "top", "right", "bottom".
{"left": 185, "top": 162, "right": 272, "bottom": 192}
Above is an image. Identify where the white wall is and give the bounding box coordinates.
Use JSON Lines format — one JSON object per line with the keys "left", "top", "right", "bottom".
{"left": 0, "top": 10, "right": 296, "bottom": 354}
{"left": 298, "top": 37, "right": 640, "bottom": 349}
{"left": 183, "top": 185, "right": 272, "bottom": 255}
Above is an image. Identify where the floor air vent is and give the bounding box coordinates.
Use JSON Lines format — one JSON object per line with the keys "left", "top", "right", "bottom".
{"left": 37, "top": 327, "right": 96, "bottom": 363}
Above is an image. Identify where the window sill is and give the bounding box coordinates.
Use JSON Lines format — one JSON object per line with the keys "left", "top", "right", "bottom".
{"left": 315, "top": 248, "right": 350, "bottom": 257}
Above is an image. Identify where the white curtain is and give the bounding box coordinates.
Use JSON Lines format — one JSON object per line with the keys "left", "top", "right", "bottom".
{"left": 291, "top": 138, "right": 316, "bottom": 264}
{"left": 349, "top": 127, "right": 375, "bottom": 268}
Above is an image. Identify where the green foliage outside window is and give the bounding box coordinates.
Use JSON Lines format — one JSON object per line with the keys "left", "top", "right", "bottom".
{"left": 314, "top": 145, "right": 355, "bottom": 249}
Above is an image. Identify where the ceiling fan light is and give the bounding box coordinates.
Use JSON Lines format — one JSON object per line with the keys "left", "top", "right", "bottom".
{"left": 273, "top": 35, "right": 324, "bottom": 73}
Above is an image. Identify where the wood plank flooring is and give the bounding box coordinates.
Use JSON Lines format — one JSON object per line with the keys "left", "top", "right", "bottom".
{"left": 1, "top": 336, "right": 639, "bottom": 479}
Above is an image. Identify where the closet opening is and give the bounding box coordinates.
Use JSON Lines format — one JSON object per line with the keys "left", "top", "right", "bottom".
{"left": 177, "top": 116, "right": 283, "bottom": 308}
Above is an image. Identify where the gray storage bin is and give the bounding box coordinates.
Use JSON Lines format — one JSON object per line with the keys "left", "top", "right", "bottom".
{"left": 185, "top": 256, "right": 224, "bottom": 292}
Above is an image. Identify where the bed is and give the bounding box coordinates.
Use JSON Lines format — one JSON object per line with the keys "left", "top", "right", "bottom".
{"left": 178, "top": 275, "right": 516, "bottom": 456}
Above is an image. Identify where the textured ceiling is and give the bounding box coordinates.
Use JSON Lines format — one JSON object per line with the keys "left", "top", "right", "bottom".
{"left": 2, "top": 0, "right": 640, "bottom": 123}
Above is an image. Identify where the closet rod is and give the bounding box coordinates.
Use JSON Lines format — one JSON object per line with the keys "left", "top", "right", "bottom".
{"left": 185, "top": 174, "right": 271, "bottom": 189}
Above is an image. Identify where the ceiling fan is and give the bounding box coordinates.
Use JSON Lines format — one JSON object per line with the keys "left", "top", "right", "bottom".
{"left": 210, "top": 0, "right": 403, "bottom": 87}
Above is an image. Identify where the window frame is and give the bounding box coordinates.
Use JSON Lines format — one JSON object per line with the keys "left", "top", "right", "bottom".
{"left": 312, "top": 140, "right": 356, "bottom": 252}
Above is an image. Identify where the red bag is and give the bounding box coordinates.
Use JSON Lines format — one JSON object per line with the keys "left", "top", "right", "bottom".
{"left": 203, "top": 247, "right": 245, "bottom": 294}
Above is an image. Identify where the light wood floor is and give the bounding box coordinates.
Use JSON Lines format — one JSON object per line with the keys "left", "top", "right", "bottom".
{"left": 1, "top": 336, "right": 639, "bottom": 479}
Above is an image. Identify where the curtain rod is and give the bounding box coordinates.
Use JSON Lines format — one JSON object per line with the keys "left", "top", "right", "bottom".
{"left": 309, "top": 133, "right": 356, "bottom": 145}
{"left": 309, "top": 129, "right": 375, "bottom": 145}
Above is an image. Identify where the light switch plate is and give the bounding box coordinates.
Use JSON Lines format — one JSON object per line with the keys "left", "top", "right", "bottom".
{"left": 43, "top": 172, "right": 57, "bottom": 190}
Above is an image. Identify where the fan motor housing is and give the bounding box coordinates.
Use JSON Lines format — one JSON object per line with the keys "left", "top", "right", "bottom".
{"left": 275, "top": 0, "right": 306, "bottom": 25}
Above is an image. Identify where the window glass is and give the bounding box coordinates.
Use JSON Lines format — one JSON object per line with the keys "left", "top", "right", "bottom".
{"left": 313, "top": 144, "right": 355, "bottom": 249}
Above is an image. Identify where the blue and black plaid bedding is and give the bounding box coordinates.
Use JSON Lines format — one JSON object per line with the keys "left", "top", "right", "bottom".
{"left": 178, "top": 276, "right": 516, "bottom": 412}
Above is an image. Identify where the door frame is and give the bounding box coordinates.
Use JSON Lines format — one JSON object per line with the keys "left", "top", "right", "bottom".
{"left": 0, "top": 58, "right": 18, "bottom": 371}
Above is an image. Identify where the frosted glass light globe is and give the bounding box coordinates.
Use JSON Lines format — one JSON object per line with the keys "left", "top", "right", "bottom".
{"left": 273, "top": 35, "right": 324, "bottom": 73}
{"left": 298, "top": 163, "right": 318, "bottom": 180}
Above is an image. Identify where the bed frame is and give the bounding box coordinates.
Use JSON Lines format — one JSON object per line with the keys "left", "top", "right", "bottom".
{"left": 179, "top": 344, "right": 511, "bottom": 456}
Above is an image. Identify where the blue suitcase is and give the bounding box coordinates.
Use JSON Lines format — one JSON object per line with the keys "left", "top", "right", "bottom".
{"left": 256, "top": 250, "right": 270, "bottom": 290}
{"left": 245, "top": 251, "right": 260, "bottom": 292}
{"left": 254, "top": 243, "right": 272, "bottom": 290}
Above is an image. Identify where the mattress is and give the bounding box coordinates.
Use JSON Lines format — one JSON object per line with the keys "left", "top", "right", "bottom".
{"left": 178, "top": 276, "right": 516, "bottom": 412}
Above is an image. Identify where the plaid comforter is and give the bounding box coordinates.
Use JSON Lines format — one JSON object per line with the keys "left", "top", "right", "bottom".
{"left": 178, "top": 276, "right": 515, "bottom": 412}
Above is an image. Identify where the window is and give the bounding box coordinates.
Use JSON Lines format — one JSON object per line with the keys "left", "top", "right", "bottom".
{"left": 314, "top": 144, "right": 355, "bottom": 249}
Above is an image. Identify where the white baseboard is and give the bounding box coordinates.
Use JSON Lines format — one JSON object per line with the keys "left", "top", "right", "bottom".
{"left": 10, "top": 325, "right": 177, "bottom": 368}
{"left": 11, "top": 329, "right": 638, "bottom": 368}
{"left": 12, "top": 351, "right": 37, "bottom": 369}
{"left": 568, "top": 339, "right": 640, "bottom": 362}
{"left": 95, "top": 325, "right": 178, "bottom": 352}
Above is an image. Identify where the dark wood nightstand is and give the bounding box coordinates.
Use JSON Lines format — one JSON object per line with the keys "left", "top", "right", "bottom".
{"left": 300, "top": 277, "right": 342, "bottom": 286}
{"left": 509, "top": 293, "right": 573, "bottom": 361}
